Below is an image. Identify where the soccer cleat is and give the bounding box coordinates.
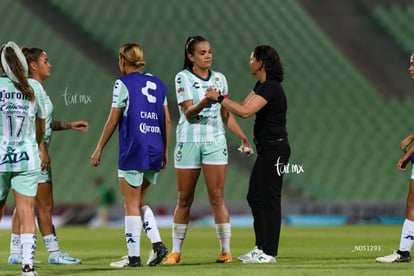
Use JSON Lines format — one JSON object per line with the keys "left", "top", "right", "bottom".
{"left": 109, "top": 256, "right": 129, "bottom": 268}
{"left": 163, "top": 252, "right": 181, "bottom": 264}
{"left": 237, "top": 246, "right": 262, "bottom": 261}
{"left": 127, "top": 256, "right": 143, "bottom": 267}
{"left": 9, "top": 255, "right": 41, "bottom": 265}
{"left": 48, "top": 252, "right": 81, "bottom": 264}
{"left": 376, "top": 251, "right": 412, "bottom": 263}
{"left": 147, "top": 243, "right": 168, "bottom": 266}
{"left": 242, "top": 252, "right": 276, "bottom": 264}
{"left": 216, "top": 252, "right": 233, "bottom": 263}
{"left": 8, "top": 254, "right": 22, "bottom": 264}
{"left": 22, "top": 264, "right": 37, "bottom": 276}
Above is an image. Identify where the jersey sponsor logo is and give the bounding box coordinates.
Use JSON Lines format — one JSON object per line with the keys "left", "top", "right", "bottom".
{"left": 0, "top": 103, "right": 29, "bottom": 113}
{"left": 140, "top": 111, "right": 158, "bottom": 120}
{"left": 192, "top": 82, "right": 200, "bottom": 89}
{"left": 0, "top": 146, "right": 29, "bottom": 165}
{"left": 0, "top": 90, "right": 29, "bottom": 101}
{"left": 141, "top": 81, "right": 157, "bottom": 103}
{"left": 139, "top": 123, "right": 161, "bottom": 134}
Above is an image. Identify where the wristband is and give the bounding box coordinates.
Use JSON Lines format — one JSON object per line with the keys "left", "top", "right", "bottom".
{"left": 217, "top": 95, "right": 224, "bottom": 103}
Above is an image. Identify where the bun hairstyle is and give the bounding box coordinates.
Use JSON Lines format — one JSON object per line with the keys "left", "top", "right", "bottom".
{"left": 182, "top": 35, "right": 207, "bottom": 69}
{"left": 119, "top": 43, "right": 145, "bottom": 68}
{"left": 0, "top": 41, "right": 34, "bottom": 100}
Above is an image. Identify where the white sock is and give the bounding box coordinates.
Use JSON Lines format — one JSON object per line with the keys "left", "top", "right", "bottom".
{"left": 125, "top": 216, "right": 141, "bottom": 257}
{"left": 43, "top": 234, "right": 60, "bottom": 255}
{"left": 141, "top": 205, "right": 161, "bottom": 243}
{"left": 399, "top": 219, "right": 414, "bottom": 252}
{"left": 21, "top": 233, "right": 36, "bottom": 267}
{"left": 172, "top": 223, "right": 188, "bottom": 253}
{"left": 10, "top": 233, "right": 21, "bottom": 255}
{"left": 216, "top": 223, "right": 231, "bottom": 253}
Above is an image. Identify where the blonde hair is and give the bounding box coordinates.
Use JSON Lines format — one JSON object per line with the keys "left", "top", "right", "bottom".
{"left": 119, "top": 43, "right": 145, "bottom": 68}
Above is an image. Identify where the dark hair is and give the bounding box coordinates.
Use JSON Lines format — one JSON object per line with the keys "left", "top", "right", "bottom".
{"left": 183, "top": 35, "right": 207, "bottom": 69}
{"left": 253, "top": 45, "right": 284, "bottom": 82}
{"left": 0, "top": 45, "right": 34, "bottom": 100}
{"left": 21, "top": 47, "right": 44, "bottom": 68}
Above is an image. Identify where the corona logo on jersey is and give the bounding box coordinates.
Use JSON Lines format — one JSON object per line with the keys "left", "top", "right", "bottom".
{"left": 138, "top": 81, "right": 161, "bottom": 134}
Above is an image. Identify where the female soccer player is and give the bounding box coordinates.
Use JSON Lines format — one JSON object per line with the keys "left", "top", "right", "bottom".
{"left": 8, "top": 47, "right": 86, "bottom": 265}
{"left": 91, "top": 42, "right": 171, "bottom": 268}
{"left": 205, "top": 45, "right": 290, "bottom": 263}
{"left": 376, "top": 53, "right": 414, "bottom": 263}
{"left": 164, "top": 36, "right": 253, "bottom": 264}
{"left": 0, "top": 41, "right": 47, "bottom": 276}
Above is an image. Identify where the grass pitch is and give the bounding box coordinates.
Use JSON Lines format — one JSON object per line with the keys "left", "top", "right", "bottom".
{"left": 1, "top": 225, "right": 414, "bottom": 275}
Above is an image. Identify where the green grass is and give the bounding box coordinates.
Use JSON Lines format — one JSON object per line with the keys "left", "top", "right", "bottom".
{"left": 1, "top": 225, "right": 414, "bottom": 275}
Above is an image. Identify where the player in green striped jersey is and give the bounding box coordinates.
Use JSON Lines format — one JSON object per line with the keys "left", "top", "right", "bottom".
{"left": 165, "top": 36, "right": 253, "bottom": 264}
{"left": 7, "top": 47, "right": 86, "bottom": 266}
{"left": 0, "top": 41, "right": 47, "bottom": 276}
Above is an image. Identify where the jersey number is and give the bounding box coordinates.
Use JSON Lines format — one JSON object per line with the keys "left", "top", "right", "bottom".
{"left": 7, "top": 115, "right": 25, "bottom": 138}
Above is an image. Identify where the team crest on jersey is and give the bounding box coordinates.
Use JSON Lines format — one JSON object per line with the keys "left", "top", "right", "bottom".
{"left": 178, "top": 87, "right": 185, "bottom": 93}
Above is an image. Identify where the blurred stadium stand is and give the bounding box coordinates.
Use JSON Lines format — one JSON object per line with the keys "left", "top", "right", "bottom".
{"left": 1, "top": 0, "right": 414, "bottom": 222}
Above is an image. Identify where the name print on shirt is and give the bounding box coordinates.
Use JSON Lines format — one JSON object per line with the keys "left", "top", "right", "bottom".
{"left": 274, "top": 156, "right": 304, "bottom": 176}
{"left": 62, "top": 86, "right": 92, "bottom": 106}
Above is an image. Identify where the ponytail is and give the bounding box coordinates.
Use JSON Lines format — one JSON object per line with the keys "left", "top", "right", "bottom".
{"left": 1, "top": 42, "right": 34, "bottom": 100}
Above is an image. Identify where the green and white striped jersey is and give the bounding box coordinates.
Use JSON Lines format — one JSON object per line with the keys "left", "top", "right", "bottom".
{"left": 0, "top": 77, "right": 47, "bottom": 171}
{"left": 175, "top": 69, "right": 228, "bottom": 142}
{"left": 31, "top": 79, "right": 53, "bottom": 145}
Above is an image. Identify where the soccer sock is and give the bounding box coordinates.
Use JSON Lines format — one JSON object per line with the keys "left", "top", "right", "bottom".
{"left": 10, "top": 233, "right": 21, "bottom": 255}
{"left": 43, "top": 234, "right": 60, "bottom": 255}
{"left": 172, "top": 223, "right": 188, "bottom": 253}
{"left": 216, "top": 223, "right": 231, "bottom": 253}
{"left": 21, "top": 233, "right": 36, "bottom": 267}
{"left": 399, "top": 219, "right": 414, "bottom": 252}
{"left": 125, "top": 216, "right": 141, "bottom": 257}
{"left": 140, "top": 205, "right": 161, "bottom": 244}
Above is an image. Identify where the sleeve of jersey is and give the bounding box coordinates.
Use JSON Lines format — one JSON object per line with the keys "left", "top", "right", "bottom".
{"left": 220, "top": 73, "right": 229, "bottom": 98}
{"left": 175, "top": 72, "right": 193, "bottom": 104}
{"left": 31, "top": 81, "right": 47, "bottom": 119}
{"left": 112, "top": 79, "right": 128, "bottom": 108}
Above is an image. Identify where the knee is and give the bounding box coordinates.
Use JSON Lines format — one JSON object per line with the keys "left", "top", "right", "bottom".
{"left": 177, "top": 193, "right": 194, "bottom": 209}
{"left": 36, "top": 200, "right": 53, "bottom": 215}
{"left": 209, "top": 194, "right": 225, "bottom": 209}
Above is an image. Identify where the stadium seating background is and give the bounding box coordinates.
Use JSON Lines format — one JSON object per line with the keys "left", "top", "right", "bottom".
{"left": 1, "top": 0, "right": 414, "bottom": 207}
